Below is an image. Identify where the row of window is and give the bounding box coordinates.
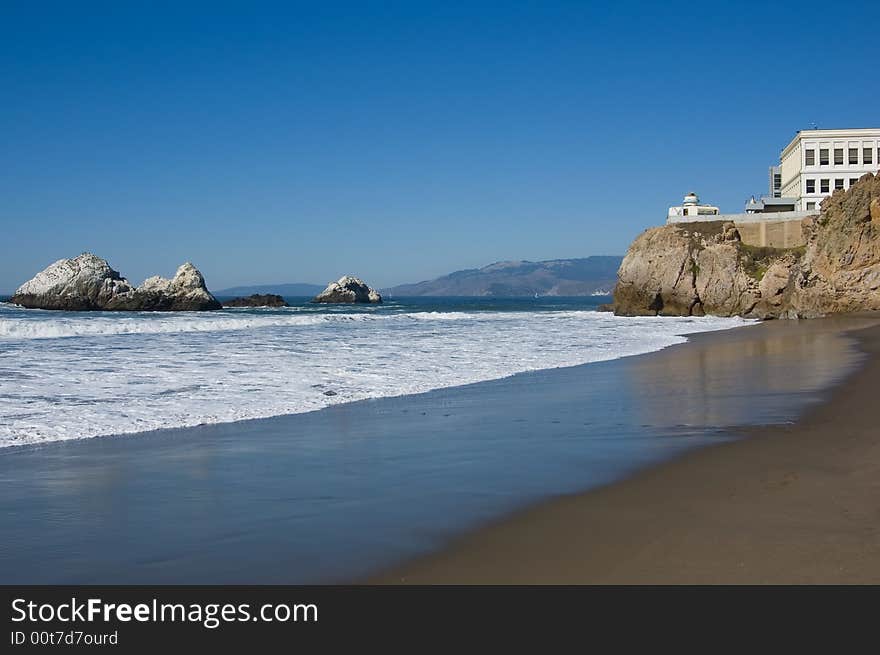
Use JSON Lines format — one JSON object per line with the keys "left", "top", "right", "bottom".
{"left": 805, "top": 146, "right": 876, "bottom": 166}
{"left": 805, "top": 177, "right": 863, "bottom": 194}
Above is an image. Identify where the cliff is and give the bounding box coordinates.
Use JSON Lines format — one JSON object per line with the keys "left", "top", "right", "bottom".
{"left": 612, "top": 173, "right": 880, "bottom": 319}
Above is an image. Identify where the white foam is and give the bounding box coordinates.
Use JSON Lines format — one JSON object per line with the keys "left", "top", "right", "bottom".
{"left": 0, "top": 306, "right": 376, "bottom": 339}
{"left": 0, "top": 305, "right": 753, "bottom": 447}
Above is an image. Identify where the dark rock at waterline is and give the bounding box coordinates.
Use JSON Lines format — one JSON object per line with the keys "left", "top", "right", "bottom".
{"left": 222, "top": 294, "right": 289, "bottom": 308}
{"left": 11, "top": 253, "right": 221, "bottom": 311}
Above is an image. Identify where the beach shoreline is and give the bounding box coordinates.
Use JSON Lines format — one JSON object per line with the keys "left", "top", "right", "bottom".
{"left": 369, "top": 314, "right": 880, "bottom": 584}
{"left": 0, "top": 313, "right": 874, "bottom": 583}
{"left": 0, "top": 298, "right": 735, "bottom": 449}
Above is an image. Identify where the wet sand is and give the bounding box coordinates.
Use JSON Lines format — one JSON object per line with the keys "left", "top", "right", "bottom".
{"left": 372, "top": 316, "right": 880, "bottom": 584}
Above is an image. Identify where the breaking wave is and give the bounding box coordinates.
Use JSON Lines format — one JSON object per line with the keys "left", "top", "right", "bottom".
{"left": 0, "top": 302, "right": 753, "bottom": 446}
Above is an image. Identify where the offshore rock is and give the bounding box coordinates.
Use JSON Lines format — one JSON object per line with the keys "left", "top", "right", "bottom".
{"left": 312, "top": 275, "right": 382, "bottom": 304}
{"left": 12, "top": 255, "right": 221, "bottom": 311}
{"left": 106, "top": 263, "right": 221, "bottom": 311}
{"left": 222, "top": 294, "right": 289, "bottom": 308}
{"left": 11, "top": 253, "right": 134, "bottom": 311}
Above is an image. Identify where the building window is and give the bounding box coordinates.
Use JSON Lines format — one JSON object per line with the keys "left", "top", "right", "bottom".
{"left": 834, "top": 148, "right": 844, "bottom": 165}
{"left": 864, "top": 147, "right": 874, "bottom": 164}
{"left": 806, "top": 202, "right": 816, "bottom": 210}
{"left": 849, "top": 148, "right": 859, "bottom": 164}
{"left": 806, "top": 179, "right": 815, "bottom": 193}
{"left": 820, "top": 179, "right": 829, "bottom": 193}
{"left": 835, "top": 178, "right": 844, "bottom": 190}
{"left": 819, "top": 149, "right": 829, "bottom": 165}
{"left": 805, "top": 149, "right": 815, "bottom": 166}
{"left": 850, "top": 178, "right": 859, "bottom": 187}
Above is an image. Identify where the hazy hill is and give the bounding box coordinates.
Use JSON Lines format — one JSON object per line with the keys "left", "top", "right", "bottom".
{"left": 386, "top": 256, "right": 621, "bottom": 297}
{"left": 213, "top": 283, "right": 325, "bottom": 298}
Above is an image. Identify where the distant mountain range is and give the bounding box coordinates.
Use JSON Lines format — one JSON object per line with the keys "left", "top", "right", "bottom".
{"left": 213, "top": 283, "right": 325, "bottom": 298}
{"left": 212, "top": 256, "right": 622, "bottom": 300}
{"left": 385, "top": 256, "right": 621, "bottom": 297}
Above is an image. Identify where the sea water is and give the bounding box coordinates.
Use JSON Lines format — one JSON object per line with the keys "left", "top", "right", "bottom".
{"left": 0, "top": 297, "right": 749, "bottom": 447}
{"left": 0, "top": 299, "right": 867, "bottom": 583}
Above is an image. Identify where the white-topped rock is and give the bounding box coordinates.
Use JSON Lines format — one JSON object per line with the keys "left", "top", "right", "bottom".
{"left": 12, "top": 254, "right": 221, "bottom": 311}
{"left": 11, "top": 253, "right": 134, "bottom": 310}
{"left": 312, "top": 275, "right": 382, "bottom": 303}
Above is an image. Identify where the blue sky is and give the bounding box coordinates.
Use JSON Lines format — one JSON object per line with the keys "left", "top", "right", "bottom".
{"left": 2, "top": 1, "right": 878, "bottom": 291}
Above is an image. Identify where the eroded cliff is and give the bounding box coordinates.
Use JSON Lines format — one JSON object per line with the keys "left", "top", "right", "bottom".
{"left": 613, "top": 173, "right": 880, "bottom": 318}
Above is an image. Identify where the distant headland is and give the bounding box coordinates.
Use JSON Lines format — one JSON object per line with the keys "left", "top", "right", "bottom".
{"left": 386, "top": 256, "right": 620, "bottom": 297}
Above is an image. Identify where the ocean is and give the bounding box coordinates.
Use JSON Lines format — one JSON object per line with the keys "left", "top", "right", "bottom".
{"left": 0, "top": 298, "right": 863, "bottom": 582}
{"left": 0, "top": 297, "right": 748, "bottom": 448}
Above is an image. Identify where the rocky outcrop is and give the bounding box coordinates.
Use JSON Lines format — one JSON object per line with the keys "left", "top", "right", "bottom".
{"left": 313, "top": 276, "right": 382, "bottom": 303}
{"left": 10, "top": 253, "right": 135, "bottom": 311}
{"left": 106, "top": 263, "right": 221, "bottom": 311}
{"left": 787, "top": 173, "right": 880, "bottom": 316}
{"left": 613, "top": 221, "right": 763, "bottom": 317}
{"left": 11, "top": 254, "right": 221, "bottom": 311}
{"left": 613, "top": 173, "right": 880, "bottom": 318}
{"left": 222, "top": 294, "right": 289, "bottom": 308}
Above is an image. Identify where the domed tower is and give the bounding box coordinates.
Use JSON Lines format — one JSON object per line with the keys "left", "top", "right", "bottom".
{"left": 667, "top": 191, "right": 720, "bottom": 223}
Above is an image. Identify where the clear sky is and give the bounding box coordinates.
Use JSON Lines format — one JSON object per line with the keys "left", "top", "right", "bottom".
{"left": 2, "top": 0, "right": 878, "bottom": 292}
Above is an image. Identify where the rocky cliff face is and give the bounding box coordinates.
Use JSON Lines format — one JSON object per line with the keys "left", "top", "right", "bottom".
{"left": 11, "top": 254, "right": 221, "bottom": 311}
{"left": 312, "top": 276, "right": 382, "bottom": 303}
{"left": 788, "top": 173, "right": 880, "bottom": 315}
{"left": 613, "top": 173, "right": 880, "bottom": 318}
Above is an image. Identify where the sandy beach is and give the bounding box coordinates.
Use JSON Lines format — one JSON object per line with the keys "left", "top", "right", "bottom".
{"left": 372, "top": 315, "right": 880, "bottom": 584}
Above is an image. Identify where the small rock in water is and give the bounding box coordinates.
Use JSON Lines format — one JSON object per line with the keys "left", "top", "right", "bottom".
{"left": 222, "top": 294, "right": 289, "bottom": 308}
{"left": 323, "top": 390, "right": 338, "bottom": 396}
{"left": 312, "top": 275, "right": 382, "bottom": 304}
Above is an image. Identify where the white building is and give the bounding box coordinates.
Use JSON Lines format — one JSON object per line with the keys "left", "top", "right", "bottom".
{"left": 667, "top": 192, "right": 720, "bottom": 221}
{"left": 777, "top": 128, "right": 880, "bottom": 211}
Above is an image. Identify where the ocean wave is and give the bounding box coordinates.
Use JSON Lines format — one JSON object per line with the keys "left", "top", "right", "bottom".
{"left": 0, "top": 309, "right": 754, "bottom": 446}
{"left": 0, "top": 310, "right": 504, "bottom": 340}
